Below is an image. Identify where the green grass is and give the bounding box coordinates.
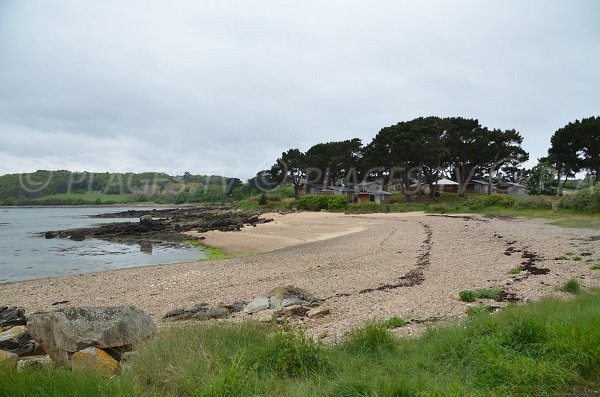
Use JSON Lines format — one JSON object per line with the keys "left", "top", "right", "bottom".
{"left": 465, "top": 305, "right": 490, "bottom": 316}
{"left": 548, "top": 218, "right": 600, "bottom": 229}
{"left": 4, "top": 291, "right": 600, "bottom": 395}
{"left": 33, "top": 193, "right": 134, "bottom": 204}
{"left": 558, "top": 278, "right": 582, "bottom": 294}
{"left": 591, "top": 265, "right": 600, "bottom": 270}
{"left": 508, "top": 267, "right": 523, "bottom": 275}
{"left": 459, "top": 287, "right": 503, "bottom": 302}
{"left": 182, "top": 240, "right": 244, "bottom": 260}
{"left": 0, "top": 366, "right": 146, "bottom": 397}
{"left": 381, "top": 316, "right": 406, "bottom": 329}
{"left": 573, "top": 256, "right": 583, "bottom": 262}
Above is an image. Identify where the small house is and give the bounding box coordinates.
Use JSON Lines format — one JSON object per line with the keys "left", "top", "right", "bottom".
{"left": 466, "top": 179, "right": 494, "bottom": 194}
{"left": 354, "top": 188, "right": 391, "bottom": 204}
{"left": 435, "top": 178, "right": 459, "bottom": 193}
{"left": 497, "top": 182, "right": 527, "bottom": 196}
{"left": 330, "top": 186, "right": 355, "bottom": 202}
{"left": 355, "top": 181, "right": 384, "bottom": 191}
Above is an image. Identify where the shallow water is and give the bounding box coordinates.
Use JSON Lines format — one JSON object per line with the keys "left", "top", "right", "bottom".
{"left": 0, "top": 207, "right": 205, "bottom": 283}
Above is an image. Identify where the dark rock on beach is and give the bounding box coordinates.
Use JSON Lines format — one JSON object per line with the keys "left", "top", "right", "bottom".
{"left": 0, "top": 306, "right": 27, "bottom": 332}
{"left": 0, "top": 325, "right": 39, "bottom": 356}
{"left": 163, "top": 300, "right": 248, "bottom": 322}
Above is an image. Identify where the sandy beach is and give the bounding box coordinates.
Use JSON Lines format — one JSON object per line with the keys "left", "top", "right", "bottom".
{"left": 1, "top": 211, "right": 599, "bottom": 339}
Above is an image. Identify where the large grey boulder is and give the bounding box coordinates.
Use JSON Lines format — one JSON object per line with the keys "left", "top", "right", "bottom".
{"left": 27, "top": 306, "right": 157, "bottom": 365}
{"left": 243, "top": 297, "right": 270, "bottom": 314}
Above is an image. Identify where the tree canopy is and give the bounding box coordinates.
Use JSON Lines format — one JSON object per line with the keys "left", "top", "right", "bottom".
{"left": 548, "top": 116, "right": 600, "bottom": 181}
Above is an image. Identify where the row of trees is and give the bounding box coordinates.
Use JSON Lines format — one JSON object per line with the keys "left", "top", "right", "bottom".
{"left": 270, "top": 117, "right": 529, "bottom": 199}
{"left": 0, "top": 170, "right": 248, "bottom": 205}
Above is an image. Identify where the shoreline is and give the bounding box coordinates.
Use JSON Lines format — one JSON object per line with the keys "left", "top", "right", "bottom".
{"left": 1, "top": 211, "right": 599, "bottom": 339}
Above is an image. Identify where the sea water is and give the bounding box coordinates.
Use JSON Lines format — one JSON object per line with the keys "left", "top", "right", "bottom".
{"left": 0, "top": 207, "right": 205, "bottom": 283}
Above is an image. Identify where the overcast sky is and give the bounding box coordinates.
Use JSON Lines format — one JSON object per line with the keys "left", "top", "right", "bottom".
{"left": 0, "top": 1, "right": 598, "bottom": 179}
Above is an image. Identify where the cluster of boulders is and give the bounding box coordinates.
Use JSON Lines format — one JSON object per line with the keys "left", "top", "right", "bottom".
{"left": 242, "top": 286, "right": 330, "bottom": 321}
{"left": 0, "top": 305, "right": 157, "bottom": 376}
{"left": 2, "top": 287, "right": 330, "bottom": 375}
{"left": 162, "top": 286, "right": 331, "bottom": 324}
{"left": 0, "top": 307, "right": 39, "bottom": 369}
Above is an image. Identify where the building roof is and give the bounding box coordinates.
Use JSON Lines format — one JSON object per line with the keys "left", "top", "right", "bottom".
{"left": 329, "top": 186, "right": 354, "bottom": 192}
{"left": 504, "top": 182, "right": 526, "bottom": 187}
{"left": 356, "top": 189, "right": 390, "bottom": 195}
{"left": 371, "top": 189, "right": 391, "bottom": 195}
{"left": 436, "top": 178, "right": 459, "bottom": 185}
{"left": 471, "top": 179, "right": 492, "bottom": 185}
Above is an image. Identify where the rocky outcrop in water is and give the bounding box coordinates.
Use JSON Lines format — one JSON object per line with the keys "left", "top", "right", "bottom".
{"left": 40, "top": 207, "right": 272, "bottom": 244}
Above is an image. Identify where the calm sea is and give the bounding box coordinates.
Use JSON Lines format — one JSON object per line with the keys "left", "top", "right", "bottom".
{"left": 0, "top": 207, "right": 206, "bottom": 283}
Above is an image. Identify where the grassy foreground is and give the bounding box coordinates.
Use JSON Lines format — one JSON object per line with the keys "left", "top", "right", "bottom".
{"left": 3, "top": 292, "right": 600, "bottom": 396}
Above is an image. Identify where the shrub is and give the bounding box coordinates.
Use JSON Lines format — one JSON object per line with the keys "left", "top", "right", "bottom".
{"left": 513, "top": 195, "right": 554, "bottom": 210}
{"left": 325, "top": 195, "right": 348, "bottom": 210}
{"left": 295, "top": 195, "right": 347, "bottom": 211}
{"left": 258, "top": 193, "right": 268, "bottom": 206}
{"left": 558, "top": 185, "right": 600, "bottom": 213}
{"left": 558, "top": 279, "right": 581, "bottom": 294}
{"left": 468, "top": 194, "right": 516, "bottom": 210}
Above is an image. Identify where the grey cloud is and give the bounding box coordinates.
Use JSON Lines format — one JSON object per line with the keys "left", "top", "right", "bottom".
{"left": 0, "top": 0, "right": 598, "bottom": 178}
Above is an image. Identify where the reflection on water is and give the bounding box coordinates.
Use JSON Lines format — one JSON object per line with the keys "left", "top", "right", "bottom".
{"left": 0, "top": 207, "right": 206, "bottom": 283}
{"left": 140, "top": 241, "right": 153, "bottom": 254}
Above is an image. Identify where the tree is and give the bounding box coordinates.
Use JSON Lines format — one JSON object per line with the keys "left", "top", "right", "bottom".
{"left": 304, "top": 139, "right": 362, "bottom": 186}
{"left": 526, "top": 163, "right": 558, "bottom": 195}
{"left": 481, "top": 128, "right": 529, "bottom": 195}
{"left": 364, "top": 117, "right": 529, "bottom": 201}
{"left": 548, "top": 116, "right": 600, "bottom": 185}
{"left": 442, "top": 118, "right": 489, "bottom": 197}
{"left": 363, "top": 117, "right": 448, "bottom": 202}
{"left": 269, "top": 149, "right": 306, "bottom": 197}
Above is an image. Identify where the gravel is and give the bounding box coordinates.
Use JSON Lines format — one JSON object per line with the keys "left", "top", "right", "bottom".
{"left": 1, "top": 212, "right": 598, "bottom": 340}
